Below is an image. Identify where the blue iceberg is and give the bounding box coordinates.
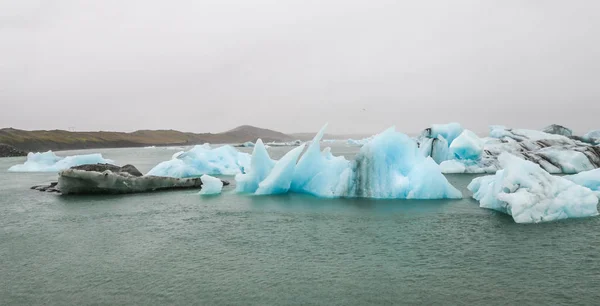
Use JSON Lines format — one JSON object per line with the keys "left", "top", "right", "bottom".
{"left": 147, "top": 144, "right": 251, "bottom": 178}
{"left": 468, "top": 153, "right": 599, "bottom": 224}
{"left": 237, "top": 125, "right": 462, "bottom": 199}
{"left": 235, "top": 139, "right": 275, "bottom": 193}
{"left": 8, "top": 151, "right": 113, "bottom": 172}
{"left": 565, "top": 169, "right": 600, "bottom": 192}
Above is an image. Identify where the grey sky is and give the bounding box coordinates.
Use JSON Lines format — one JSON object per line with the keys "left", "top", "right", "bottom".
{"left": 1, "top": 0, "right": 599, "bottom": 135}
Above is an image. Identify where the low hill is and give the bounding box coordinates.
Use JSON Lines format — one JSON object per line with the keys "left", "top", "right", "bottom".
{"left": 0, "top": 125, "right": 295, "bottom": 152}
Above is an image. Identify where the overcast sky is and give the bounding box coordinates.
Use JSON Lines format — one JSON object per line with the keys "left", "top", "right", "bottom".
{"left": 1, "top": 0, "right": 599, "bottom": 135}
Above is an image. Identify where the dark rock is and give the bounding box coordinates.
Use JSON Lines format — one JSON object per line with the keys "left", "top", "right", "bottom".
{"left": 70, "top": 163, "right": 143, "bottom": 177}
{"left": 0, "top": 143, "right": 27, "bottom": 158}
{"left": 542, "top": 124, "right": 573, "bottom": 137}
{"left": 31, "top": 163, "right": 230, "bottom": 195}
{"left": 31, "top": 182, "right": 60, "bottom": 192}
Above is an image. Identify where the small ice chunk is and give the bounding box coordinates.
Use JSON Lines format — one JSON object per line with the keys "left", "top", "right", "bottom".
{"left": 199, "top": 175, "right": 223, "bottom": 195}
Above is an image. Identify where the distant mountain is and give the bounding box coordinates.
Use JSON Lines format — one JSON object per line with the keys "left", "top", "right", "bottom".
{"left": 0, "top": 125, "right": 294, "bottom": 152}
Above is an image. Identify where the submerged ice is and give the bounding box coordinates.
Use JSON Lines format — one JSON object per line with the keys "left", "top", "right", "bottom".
{"left": 468, "top": 153, "right": 599, "bottom": 224}
{"left": 147, "top": 144, "right": 251, "bottom": 178}
{"left": 236, "top": 125, "right": 462, "bottom": 199}
{"left": 8, "top": 151, "right": 113, "bottom": 172}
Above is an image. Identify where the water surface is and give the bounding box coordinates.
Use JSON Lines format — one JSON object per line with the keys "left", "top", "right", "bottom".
{"left": 1, "top": 146, "right": 599, "bottom": 305}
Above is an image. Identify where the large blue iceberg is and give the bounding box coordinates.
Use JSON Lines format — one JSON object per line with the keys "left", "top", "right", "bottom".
{"left": 147, "top": 144, "right": 251, "bottom": 178}
{"left": 236, "top": 125, "right": 462, "bottom": 199}
{"left": 468, "top": 153, "right": 599, "bottom": 224}
{"left": 8, "top": 151, "right": 113, "bottom": 172}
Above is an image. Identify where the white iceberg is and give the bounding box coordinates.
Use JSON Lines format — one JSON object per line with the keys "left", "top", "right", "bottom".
{"left": 440, "top": 125, "right": 600, "bottom": 174}
{"left": 237, "top": 125, "right": 462, "bottom": 199}
{"left": 565, "top": 169, "right": 600, "bottom": 192}
{"left": 468, "top": 153, "right": 599, "bottom": 224}
{"left": 147, "top": 144, "right": 250, "bottom": 178}
{"left": 8, "top": 151, "right": 114, "bottom": 172}
{"left": 199, "top": 175, "right": 223, "bottom": 195}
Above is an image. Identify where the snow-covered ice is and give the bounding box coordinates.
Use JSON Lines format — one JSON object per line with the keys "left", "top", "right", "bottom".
{"left": 237, "top": 125, "right": 462, "bottom": 199}
{"left": 199, "top": 175, "right": 223, "bottom": 195}
{"left": 8, "top": 151, "right": 113, "bottom": 172}
{"left": 147, "top": 144, "right": 250, "bottom": 178}
{"left": 468, "top": 153, "right": 599, "bottom": 224}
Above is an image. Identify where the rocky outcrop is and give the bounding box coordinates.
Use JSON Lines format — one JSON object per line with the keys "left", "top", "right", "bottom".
{"left": 0, "top": 143, "right": 27, "bottom": 157}
{"left": 31, "top": 163, "right": 229, "bottom": 195}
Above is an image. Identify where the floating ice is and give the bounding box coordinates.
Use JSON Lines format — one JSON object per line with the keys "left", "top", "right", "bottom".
{"left": 440, "top": 125, "right": 600, "bottom": 174}
{"left": 449, "top": 130, "right": 483, "bottom": 160}
{"left": 8, "top": 151, "right": 114, "bottom": 172}
{"left": 235, "top": 139, "right": 275, "bottom": 193}
{"left": 147, "top": 144, "right": 250, "bottom": 178}
{"left": 199, "top": 175, "right": 223, "bottom": 195}
{"left": 418, "top": 135, "right": 449, "bottom": 164}
{"left": 266, "top": 140, "right": 302, "bottom": 147}
{"left": 429, "top": 122, "right": 463, "bottom": 145}
{"left": 583, "top": 130, "right": 600, "bottom": 144}
{"left": 565, "top": 169, "right": 600, "bottom": 192}
{"left": 468, "top": 153, "right": 598, "bottom": 224}
{"left": 238, "top": 125, "right": 462, "bottom": 199}
{"left": 236, "top": 141, "right": 255, "bottom": 148}
{"left": 542, "top": 124, "right": 572, "bottom": 137}
{"left": 347, "top": 137, "right": 372, "bottom": 146}
{"left": 255, "top": 144, "right": 306, "bottom": 195}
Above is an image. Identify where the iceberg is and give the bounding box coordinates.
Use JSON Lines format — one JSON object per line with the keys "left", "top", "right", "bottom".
{"left": 8, "top": 151, "right": 114, "bottom": 172}
{"left": 255, "top": 144, "right": 306, "bottom": 195}
{"left": 57, "top": 164, "right": 218, "bottom": 195}
{"left": 468, "top": 153, "right": 599, "bottom": 223}
{"left": 199, "top": 175, "right": 223, "bottom": 195}
{"left": 235, "top": 141, "right": 255, "bottom": 148}
{"left": 565, "top": 169, "right": 600, "bottom": 192}
{"left": 147, "top": 144, "right": 250, "bottom": 178}
{"left": 440, "top": 125, "right": 600, "bottom": 174}
{"left": 542, "top": 124, "right": 573, "bottom": 137}
{"left": 418, "top": 135, "right": 449, "bottom": 164}
{"left": 235, "top": 139, "right": 275, "bottom": 193}
{"left": 583, "top": 130, "right": 600, "bottom": 144}
{"left": 237, "top": 125, "right": 462, "bottom": 199}
{"left": 449, "top": 130, "right": 483, "bottom": 160}
{"left": 428, "top": 122, "right": 463, "bottom": 145}
{"left": 347, "top": 137, "right": 372, "bottom": 146}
